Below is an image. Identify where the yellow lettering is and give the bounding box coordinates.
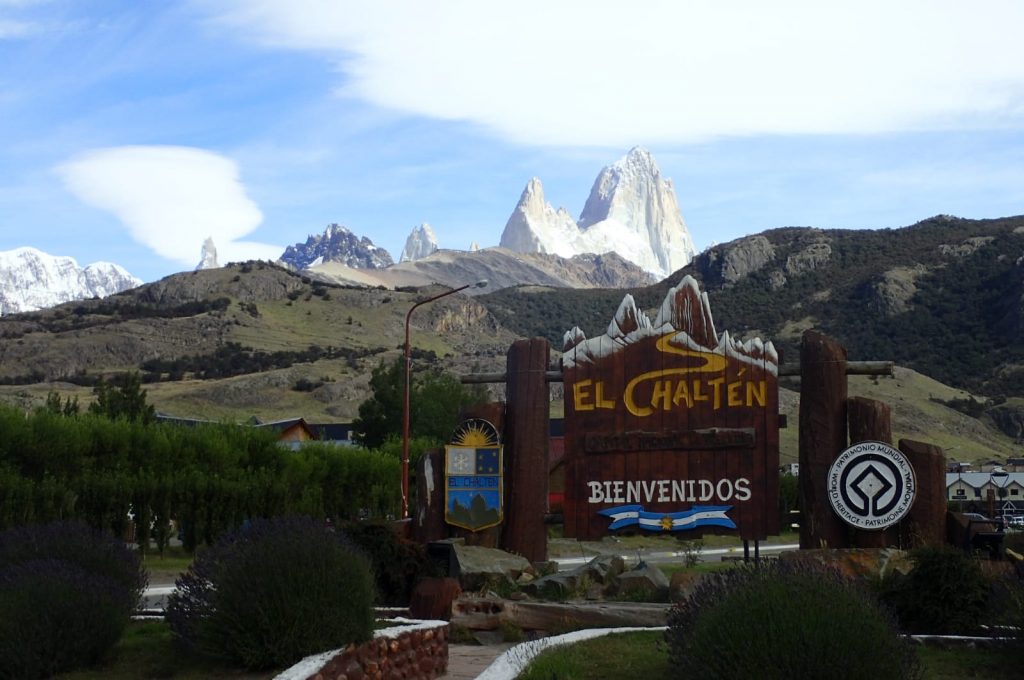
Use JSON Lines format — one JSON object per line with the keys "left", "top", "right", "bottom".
{"left": 672, "top": 380, "right": 692, "bottom": 408}
{"left": 651, "top": 380, "right": 672, "bottom": 411}
{"left": 708, "top": 377, "right": 725, "bottom": 409}
{"left": 574, "top": 379, "right": 594, "bottom": 411}
{"left": 727, "top": 381, "right": 743, "bottom": 407}
{"left": 594, "top": 380, "right": 616, "bottom": 409}
{"left": 624, "top": 363, "right": 739, "bottom": 417}
{"left": 692, "top": 379, "right": 709, "bottom": 402}
{"left": 746, "top": 380, "right": 767, "bottom": 407}
{"left": 654, "top": 335, "right": 729, "bottom": 372}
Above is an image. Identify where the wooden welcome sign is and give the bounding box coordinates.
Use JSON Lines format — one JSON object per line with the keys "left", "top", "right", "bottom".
{"left": 562, "top": 275, "right": 780, "bottom": 541}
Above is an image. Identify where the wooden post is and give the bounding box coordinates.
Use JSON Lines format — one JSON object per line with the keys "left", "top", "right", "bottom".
{"left": 898, "top": 439, "right": 947, "bottom": 547}
{"left": 799, "top": 330, "right": 849, "bottom": 550}
{"left": 413, "top": 448, "right": 446, "bottom": 544}
{"left": 501, "top": 338, "right": 550, "bottom": 562}
{"left": 847, "top": 397, "right": 896, "bottom": 548}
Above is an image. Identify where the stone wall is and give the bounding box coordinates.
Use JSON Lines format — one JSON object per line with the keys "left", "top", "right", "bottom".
{"left": 276, "top": 619, "right": 449, "bottom": 680}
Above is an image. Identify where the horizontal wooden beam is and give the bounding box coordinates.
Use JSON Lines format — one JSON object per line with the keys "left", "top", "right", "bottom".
{"left": 780, "top": 360, "right": 894, "bottom": 377}
{"left": 461, "top": 370, "right": 562, "bottom": 384}
{"left": 459, "top": 361, "right": 894, "bottom": 384}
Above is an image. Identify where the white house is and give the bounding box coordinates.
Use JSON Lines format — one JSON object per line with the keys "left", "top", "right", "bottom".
{"left": 946, "top": 471, "right": 1024, "bottom": 516}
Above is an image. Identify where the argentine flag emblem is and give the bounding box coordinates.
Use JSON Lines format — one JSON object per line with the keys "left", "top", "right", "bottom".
{"left": 598, "top": 504, "right": 736, "bottom": 532}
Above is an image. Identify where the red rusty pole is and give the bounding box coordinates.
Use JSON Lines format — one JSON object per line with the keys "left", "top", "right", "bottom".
{"left": 401, "top": 280, "right": 486, "bottom": 518}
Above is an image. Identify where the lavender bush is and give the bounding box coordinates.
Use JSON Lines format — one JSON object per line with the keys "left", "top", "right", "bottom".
{"left": 0, "top": 520, "right": 146, "bottom": 602}
{"left": 166, "top": 516, "right": 375, "bottom": 670}
{"left": 0, "top": 559, "right": 135, "bottom": 679}
{"left": 0, "top": 521, "right": 144, "bottom": 678}
{"left": 666, "top": 560, "right": 920, "bottom": 680}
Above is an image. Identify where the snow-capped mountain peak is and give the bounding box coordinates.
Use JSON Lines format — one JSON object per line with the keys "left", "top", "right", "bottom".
{"left": 578, "top": 146, "right": 695, "bottom": 278}
{"left": 498, "top": 147, "right": 695, "bottom": 279}
{"left": 400, "top": 223, "right": 439, "bottom": 263}
{"left": 0, "top": 247, "right": 142, "bottom": 315}
{"left": 195, "top": 237, "right": 219, "bottom": 270}
{"left": 499, "top": 177, "right": 581, "bottom": 258}
{"left": 279, "top": 224, "right": 395, "bottom": 270}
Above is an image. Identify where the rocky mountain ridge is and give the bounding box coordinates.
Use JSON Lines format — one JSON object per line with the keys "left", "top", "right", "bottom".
{"left": 2, "top": 216, "right": 1023, "bottom": 464}
{"left": 0, "top": 247, "right": 141, "bottom": 316}
{"left": 308, "top": 247, "right": 656, "bottom": 292}
{"left": 280, "top": 224, "right": 394, "bottom": 270}
{"left": 483, "top": 214, "right": 1024, "bottom": 401}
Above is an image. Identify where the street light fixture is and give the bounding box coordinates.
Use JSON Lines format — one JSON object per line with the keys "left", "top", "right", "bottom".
{"left": 401, "top": 280, "right": 487, "bottom": 519}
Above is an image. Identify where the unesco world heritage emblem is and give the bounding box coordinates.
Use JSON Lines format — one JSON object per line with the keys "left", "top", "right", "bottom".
{"left": 445, "top": 418, "right": 503, "bottom": 532}
{"left": 828, "top": 441, "right": 917, "bottom": 530}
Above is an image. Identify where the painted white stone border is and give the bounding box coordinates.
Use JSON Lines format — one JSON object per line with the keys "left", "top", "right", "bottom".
{"left": 273, "top": 618, "right": 448, "bottom": 680}
{"left": 477, "top": 626, "right": 668, "bottom": 680}
{"left": 476, "top": 628, "right": 1020, "bottom": 680}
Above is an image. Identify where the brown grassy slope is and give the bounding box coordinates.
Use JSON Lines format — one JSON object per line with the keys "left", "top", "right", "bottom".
{"left": 0, "top": 263, "right": 515, "bottom": 422}
{"left": 777, "top": 366, "right": 1017, "bottom": 466}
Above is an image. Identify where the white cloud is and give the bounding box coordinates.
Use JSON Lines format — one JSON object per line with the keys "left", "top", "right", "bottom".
{"left": 203, "top": 0, "right": 1024, "bottom": 146}
{"left": 57, "top": 146, "right": 281, "bottom": 267}
{"left": 0, "top": 18, "right": 32, "bottom": 37}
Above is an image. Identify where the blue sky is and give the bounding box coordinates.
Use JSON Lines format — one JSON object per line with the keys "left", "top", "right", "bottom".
{"left": 2, "top": 0, "right": 1024, "bottom": 283}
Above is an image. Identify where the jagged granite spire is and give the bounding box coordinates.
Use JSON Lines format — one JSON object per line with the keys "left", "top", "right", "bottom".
{"left": 498, "top": 148, "right": 696, "bottom": 279}
{"left": 400, "top": 223, "right": 439, "bottom": 263}
{"left": 499, "top": 177, "right": 581, "bottom": 257}
{"left": 195, "top": 237, "right": 219, "bottom": 270}
{"left": 578, "top": 146, "right": 696, "bottom": 278}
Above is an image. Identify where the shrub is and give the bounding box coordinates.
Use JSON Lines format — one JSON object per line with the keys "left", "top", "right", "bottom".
{"left": 666, "top": 561, "right": 920, "bottom": 680}
{"left": 0, "top": 521, "right": 146, "bottom": 606}
{"left": 166, "top": 516, "right": 375, "bottom": 670}
{"left": 0, "top": 560, "right": 136, "bottom": 679}
{"left": 0, "top": 520, "right": 144, "bottom": 680}
{"left": 341, "top": 521, "right": 439, "bottom": 605}
{"left": 876, "top": 545, "right": 989, "bottom": 635}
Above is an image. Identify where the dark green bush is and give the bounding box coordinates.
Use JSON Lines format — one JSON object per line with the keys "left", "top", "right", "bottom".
{"left": 341, "top": 521, "right": 439, "bottom": 605}
{"left": 877, "top": 545, "right": 989, "bottom": 635}
{"left": 0, "top": 525, "right": 148, "bottom": 680}
{"left": 0, "top": 522, "right": 144, "bottom": 678}
{"left": 0, "top": 559, "right": 136, "bottom": 679}
{"left": 0, "top": 521, "right": 146, "bottom": 602}
{"left": 666, "top": 561, "right": 920, "bottom": 680}
{"left": 166, "top": 516, "right": 375, "bottom": 670}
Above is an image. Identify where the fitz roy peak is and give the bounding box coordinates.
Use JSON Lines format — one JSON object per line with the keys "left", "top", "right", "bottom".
{"left": 0, "top": 247, "right": 141, "bottom": 315}
{"left": 499, "top": 147, "right": 696, "bottom": 279}
{"left": 400, "top": 223, "right": 439, "bottom": 263}
{"left": 279, "top": 224, "right": 394, "bottom": 271}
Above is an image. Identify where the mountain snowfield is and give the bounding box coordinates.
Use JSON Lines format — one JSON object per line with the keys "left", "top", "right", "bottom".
{"left": 0, "top": 247, "right": 141, "bottom": 315}
{"left": 500, "top": 147, "right": 696, "bottom": 279}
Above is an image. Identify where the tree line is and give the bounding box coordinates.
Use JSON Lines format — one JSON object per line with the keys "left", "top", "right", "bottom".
{"left": 0, "top": 404, "right": 399, "bottom": 553}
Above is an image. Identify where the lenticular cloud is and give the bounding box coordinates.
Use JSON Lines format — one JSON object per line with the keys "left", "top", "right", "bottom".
{"left": 57, "top": 146, "right": 279, "bottom": 267}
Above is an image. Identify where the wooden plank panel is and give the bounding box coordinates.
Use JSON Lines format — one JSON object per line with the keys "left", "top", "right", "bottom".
{"left": 560, "top": 277, "right": 781, "bottom": 542}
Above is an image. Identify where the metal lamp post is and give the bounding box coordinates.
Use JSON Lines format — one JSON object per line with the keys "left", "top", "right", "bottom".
{"left": 401, "top": 280, "right": 487, "bottom": 519}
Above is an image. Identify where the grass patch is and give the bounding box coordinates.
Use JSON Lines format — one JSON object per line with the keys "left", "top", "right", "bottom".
{"left": 517, "top": 630, "right": 1020, "bottom": 680}
{"left": 140, "top": 545, "right": 194, "bottom": 584}
{"left": 658, "top": 560, "right": 737, "bottom": 579}
{"left": 916, "top": 644, "right": 1021, "bottom": 679}
{"left": 518, "top": 631, "right": 668, "bottom": 680}
{"left": 55, "top": 621, "right": 280, "bottom": 679}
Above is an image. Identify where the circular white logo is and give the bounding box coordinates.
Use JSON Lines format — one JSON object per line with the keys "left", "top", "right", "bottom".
{"left": 828, "top": 441, "right": 916, "bottom": 530}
